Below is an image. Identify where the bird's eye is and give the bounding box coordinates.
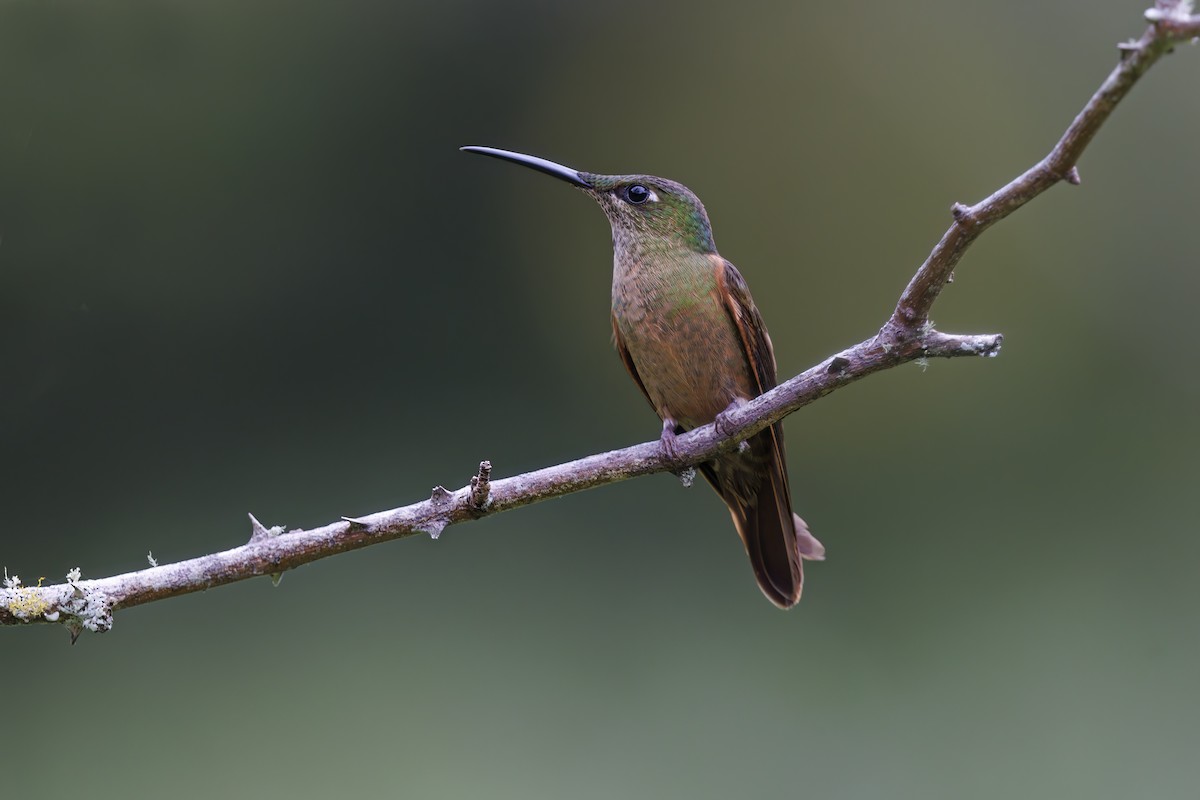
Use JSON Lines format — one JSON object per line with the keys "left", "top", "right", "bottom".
{"left": 624, "top": 184, "right": 650, "bottom": 204}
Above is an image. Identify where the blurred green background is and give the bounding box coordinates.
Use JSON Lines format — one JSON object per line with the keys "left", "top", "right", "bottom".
{"left": 3, "top": 0, "right": 1198, "bottom": 796}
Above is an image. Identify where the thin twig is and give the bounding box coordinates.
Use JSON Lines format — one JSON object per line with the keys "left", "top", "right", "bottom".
{"left": 3, "top": 4, "right": 1197, "bottom": 637}
{"left": 888, "top": 5, "right": 1200, "bottom": 331}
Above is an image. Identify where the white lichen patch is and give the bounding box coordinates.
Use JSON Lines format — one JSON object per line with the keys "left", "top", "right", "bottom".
{"left": 3, "top": 568, "right": 119, "bottom": 634}
{"left": 957, "top": 339, "right": 1003, "bottom": 358}
{"left": 677, "top": 466, "right": 696, "bottom": 488}
{"left": 1146, "top": 2, "right": 1194, "bottom": 21}
{"left": 58, "top": 587, "right": 114, "bottom": 634}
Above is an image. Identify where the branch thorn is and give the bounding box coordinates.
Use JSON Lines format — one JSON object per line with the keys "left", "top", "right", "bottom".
{"left": 248, "top": 513, "right": 285, "bottom": 542}
{"left": 1065, "top": 166, "right": 1082, "bottom": 185}
{"left": 248, "top": 513, "right": 270, "bottom": 542}
{"left": 423, "top": 519, "right": 448, "bottom": 540}
{"left": 430, "top": 485, "right": 453, "bottom": 505}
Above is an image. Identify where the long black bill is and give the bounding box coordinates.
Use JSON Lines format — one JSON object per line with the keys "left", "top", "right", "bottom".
{"left": 460, "top": 145, "right": 592, "bottom": 189}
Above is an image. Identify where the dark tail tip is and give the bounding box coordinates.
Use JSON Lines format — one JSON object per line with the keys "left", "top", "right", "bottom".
{"left": 736, "top": 501, "right": 804, "bottom": 609}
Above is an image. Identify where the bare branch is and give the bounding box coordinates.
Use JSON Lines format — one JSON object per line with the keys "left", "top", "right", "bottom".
{"left": 0, "top": 324, "right": 996, "bottom": 632}
{"left": 3, "top": 4, "right": 1196, "bottom": 637}
{"left": 890, "top": 6, "right": 1200, "bottom": 329}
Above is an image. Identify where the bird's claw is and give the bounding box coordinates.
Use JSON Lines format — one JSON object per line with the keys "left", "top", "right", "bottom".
{"left": 714, "top": 398, "right": 748, "bottom": 439}
{"left": 659, "top": 418, "right": 683, "bottom": 464}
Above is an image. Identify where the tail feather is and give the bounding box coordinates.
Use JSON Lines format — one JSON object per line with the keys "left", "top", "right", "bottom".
{"left": 699, "top": 423, "right": 820, "bottom": 608}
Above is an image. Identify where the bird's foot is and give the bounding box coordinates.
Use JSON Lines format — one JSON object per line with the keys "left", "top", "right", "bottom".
{"left": 714, "top": 398, "right": 748, "bottom": 441}
{"left": 659, "top": 417, "right": 683, "bottom": 463}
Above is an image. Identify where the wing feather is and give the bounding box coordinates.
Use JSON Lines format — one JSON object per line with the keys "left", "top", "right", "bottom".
{"left": 611, "top": 313, "right": 655, "bottom": 412}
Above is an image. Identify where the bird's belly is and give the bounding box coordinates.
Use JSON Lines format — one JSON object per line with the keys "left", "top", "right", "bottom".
{"left": 617, "top": 301, "right": 753, "bottom": 430}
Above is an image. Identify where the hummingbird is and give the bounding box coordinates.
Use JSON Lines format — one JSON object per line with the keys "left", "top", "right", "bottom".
{"left": 462, "top": 146, "right": 825, "bottom": 608}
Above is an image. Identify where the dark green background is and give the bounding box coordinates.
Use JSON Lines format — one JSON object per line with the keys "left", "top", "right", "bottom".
{"left": 3, "top": 0, "right": 1198, "bottom": 796}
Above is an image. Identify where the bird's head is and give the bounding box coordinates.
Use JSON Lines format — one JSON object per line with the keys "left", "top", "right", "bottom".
{"left": 462, "top": 146, "right": 716, "bottom": 255}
